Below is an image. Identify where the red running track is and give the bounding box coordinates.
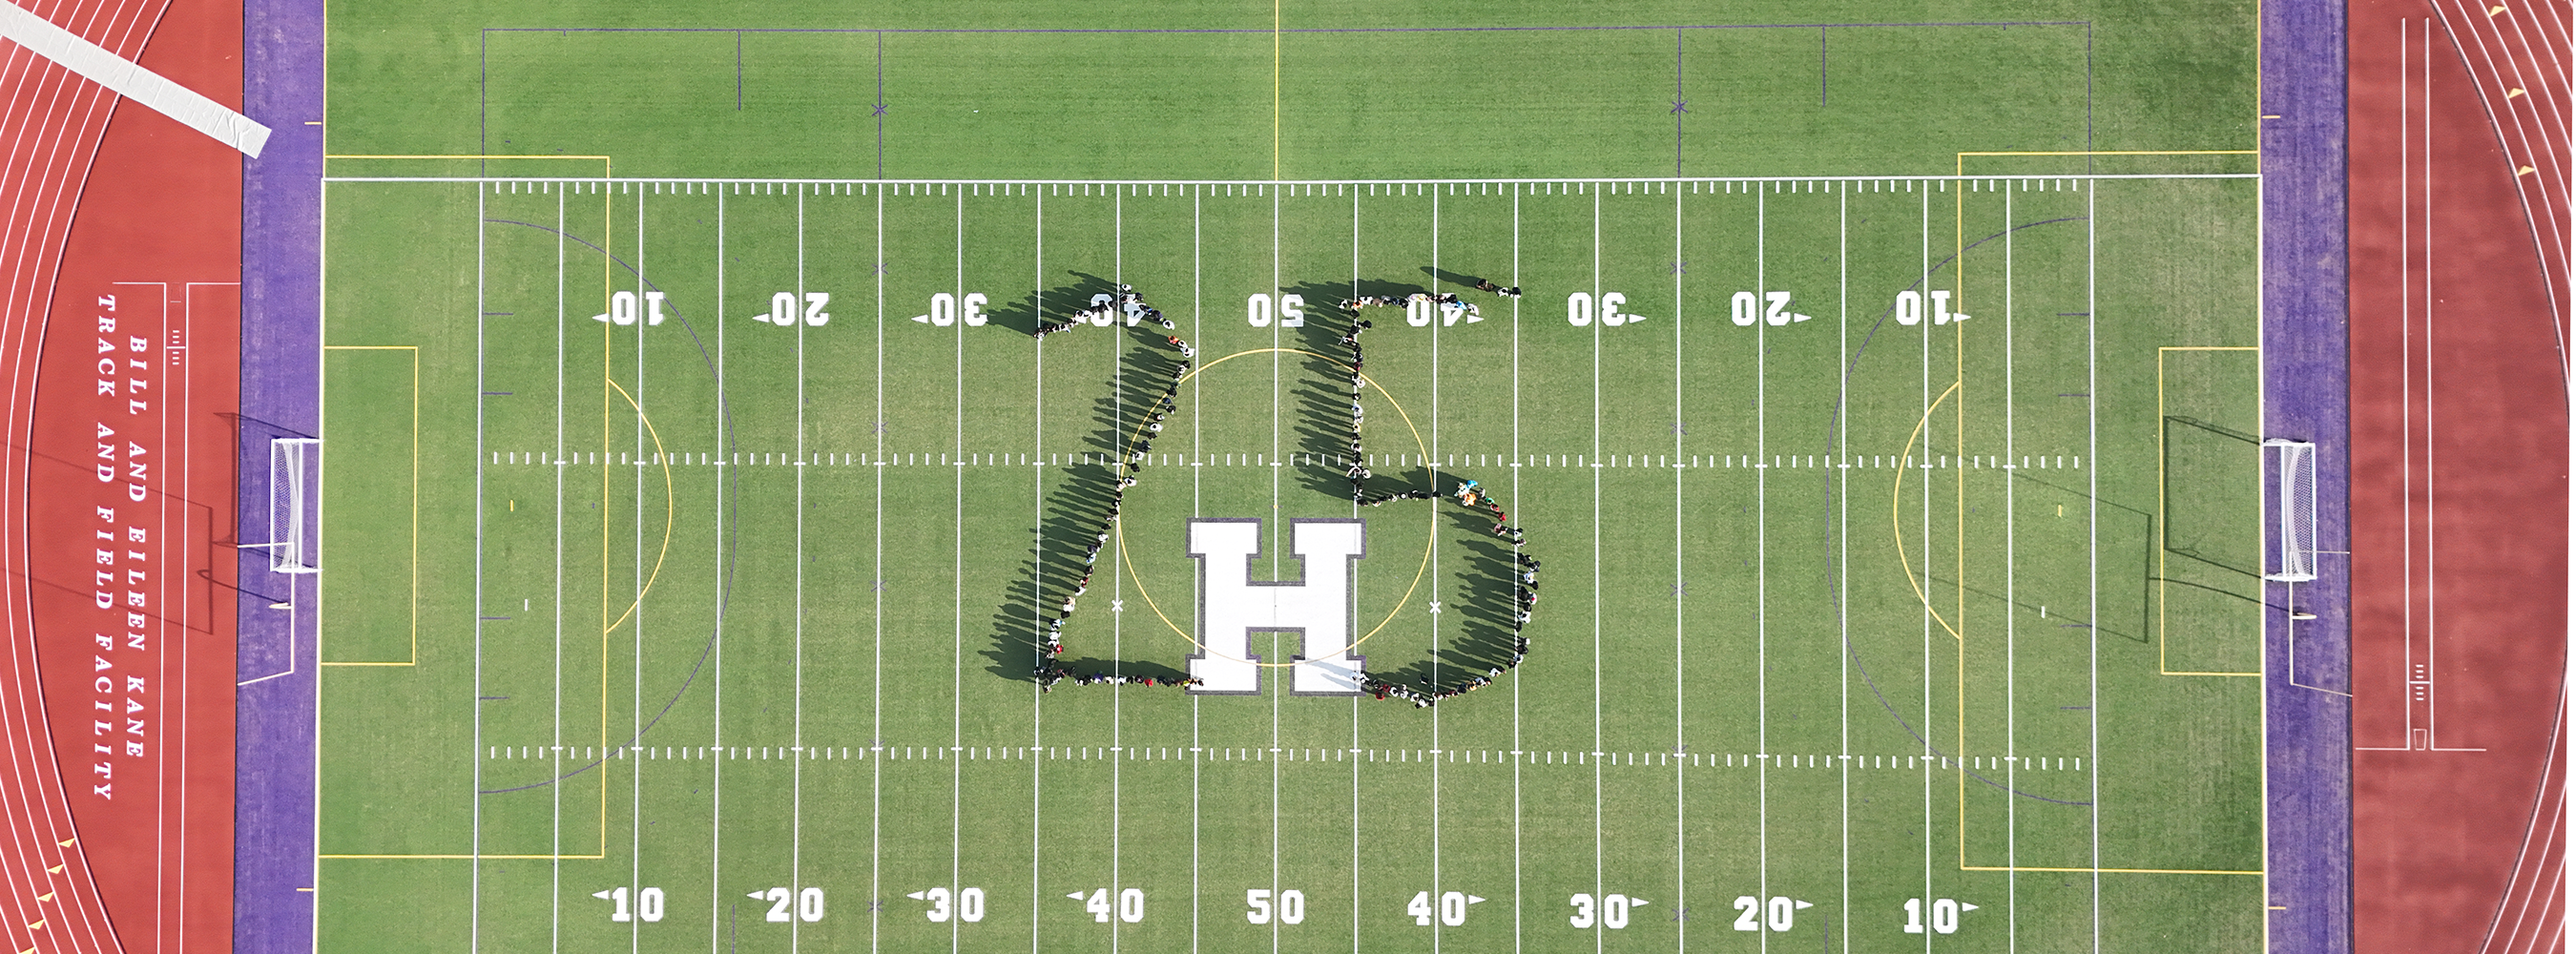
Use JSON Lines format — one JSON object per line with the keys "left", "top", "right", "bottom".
{"left": 2349, "top": 0, "right": 2571, "bottom": 952}
{"left": 0, "top": 0, "right": 242, "bottom": 952}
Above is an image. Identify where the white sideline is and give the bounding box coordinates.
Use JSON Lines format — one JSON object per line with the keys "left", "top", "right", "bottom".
{"left": 0, "top": 0, "right": 271, "bottom": 156}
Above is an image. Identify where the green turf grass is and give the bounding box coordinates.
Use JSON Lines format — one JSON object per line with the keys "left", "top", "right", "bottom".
{"left": 313, "top": 2, "right": 2268, "bottom": 949}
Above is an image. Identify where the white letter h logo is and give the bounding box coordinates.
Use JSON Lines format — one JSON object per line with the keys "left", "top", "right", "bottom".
{"left": 1188, "top": 518, "right": 1366, "bottom": 695}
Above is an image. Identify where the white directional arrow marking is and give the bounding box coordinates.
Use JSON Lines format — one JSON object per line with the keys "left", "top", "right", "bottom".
{"left": 1066, "top": 891, "right": 1088, "bottom": 901}
{"left": 1467, "top": 895, "right": 1486, "bottom": 904}
{"left": 912, "top": 315, "right": 931, "bottom": 323}
{"left": 1794, "top": 900, "right": 1814, "bottom": 909}
{"left": 1962, "top": 902, "right": 1980, "bottom": 911}
{"left": 907, "top": 890, "right": 927, "bottom": 901}
{"left": 1793, "top": 313, "right": 1813, "bottom": 322}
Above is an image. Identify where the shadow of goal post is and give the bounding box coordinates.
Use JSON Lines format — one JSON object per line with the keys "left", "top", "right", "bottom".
{"left": 2262, "top": 439, "right": 2317, "bottom": 582}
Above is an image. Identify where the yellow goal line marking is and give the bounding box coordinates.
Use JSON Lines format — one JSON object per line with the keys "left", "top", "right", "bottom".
{"left": 317, "top": 345, "right": 418, "bottom": 667}
{"left": 2155, "top": 346, "right": 2263, "bottom": 677}
{"left": 321, "top": 368, "right": 675, "bottom": 861}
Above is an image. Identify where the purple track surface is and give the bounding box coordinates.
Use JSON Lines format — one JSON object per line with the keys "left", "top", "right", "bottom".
{"left": 2259, "top": 1, "right": 2355, "bottom": 951}
{"left": 235, "top": 0, "right": 322, "bottom": 946}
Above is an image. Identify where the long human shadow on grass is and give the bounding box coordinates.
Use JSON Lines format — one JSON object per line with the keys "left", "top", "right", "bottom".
{"left": 983, "top": 272, "right": 1193, "bottom": 682}
{"left": 1363, "top": 502, "right": 1528, "bottom": 693}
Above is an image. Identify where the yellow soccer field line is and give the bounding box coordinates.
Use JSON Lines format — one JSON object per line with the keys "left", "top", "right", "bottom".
{"left": 1122, "top": 347, "right": 1437, "bottom": 667}
{"left": 318, "top": 345, "right": 418, "bottom": 667}
{"left": 317, "top": 850, "right": 602, "bottom": 861}
{"left": 599, "top": 377, "right": 677, "bottom": 640}
{"left": 1890, "top": 381, "right": 1963, "bottom": 642}
{"left": 320, "top": 369, "right": 673, "bottom": 861}
{"left": 322, "top": 153, "right": 613, "bottom": 177}
{"left": 1927, "top": 340, "right": 2265, "bottom": 875}
{"left": 1961, "top": 864, "right": 2263, "bottom": 876}
{"left": 2156, "top": 346, "right": 2264, "bottom": 677}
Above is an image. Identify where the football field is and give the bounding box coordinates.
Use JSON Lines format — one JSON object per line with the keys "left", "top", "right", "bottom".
{"left": 310, "top": 6, "right": 2272, "bottom": 951}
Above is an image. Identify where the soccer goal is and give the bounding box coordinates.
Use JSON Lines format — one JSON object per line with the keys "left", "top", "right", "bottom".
{"left": 263, "top": 437, "right": 321, "bottom": 574}
{"left": 2263, "top": 439, "right": 2317, "bottom": 582}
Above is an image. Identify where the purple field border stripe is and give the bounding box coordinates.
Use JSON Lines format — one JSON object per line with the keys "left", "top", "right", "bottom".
{"left": 2259, "top": 0, "right": 2353, "bottom": 951}
{"left": 481, "top": 21, "right": 2087, "bottom": 35}
{"left": 238, "top": 0, "right": 324, "bottom": 944}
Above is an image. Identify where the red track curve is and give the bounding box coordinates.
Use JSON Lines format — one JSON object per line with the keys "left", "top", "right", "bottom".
{"left": 2350, "top": 0, "right": 2571, "bottom": 952}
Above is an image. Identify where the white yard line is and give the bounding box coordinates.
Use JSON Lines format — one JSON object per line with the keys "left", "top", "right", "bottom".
{"left": 1918, "top": 183, "right": 1933, "bottom": 954}
{"left": 1756, "top": 182, "right": 1772, "bottom": 954}
{"left": 1837, "top": 180, "right": 1852, "bottom": 954}
{"left": 797, "top": 185, "right": 813, "bottom": 954}
{"left": 1112, "top": 185, "right": 1126, "bottom": 954}
{"left": 1672, "top": 166, "right": 1688, "bottom": 954}
{"left": 552, "top": 187, "right": 570, "bottom": 954}
{"left": 717, "top": 184, "right": 733, "bottom": 954}
{"left": 1430, "top": 181, "right": 1444, "bottom": 954}
{"left": 1511, "top": 181, "right": 1524, "bottom": 954}
{"left": 2086, "top": 180, "right": 2101, "bottom": 954}
{"left": 1348, "top": 183, "right": 1361, "bottom": 954}
{"left": 870, "top": 183, "right": 884, "bottom": 954}
{"left": 471, "top": 182, "right": 488, "bottom": 954}
{"left": 952, "top": 185, "right": 967, "bottom": 954}
{"left": 1032, "top": 185, "right": 1048, "bottom": 954}
{"left": 1272, "top": 183, "right": 1285, "bottom": 954}
{"left": 1591, "top": 184, "right": 1605, "bottom": 954}
{"left": 2004, "top": 184, "right": 2019, "bottom": 951}
{"left": 1194, "top": 182, "right": 1208, "bottom": 954}
{"left": 633, "top": 183, "right": 652, "bottom": 954}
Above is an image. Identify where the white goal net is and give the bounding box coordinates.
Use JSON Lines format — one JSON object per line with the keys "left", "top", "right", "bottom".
{"left": 266, "top": 437, "right": 321, "bottom": 574}
{"left": 2264, "top": 439, "right": 2316, "bottom": 582}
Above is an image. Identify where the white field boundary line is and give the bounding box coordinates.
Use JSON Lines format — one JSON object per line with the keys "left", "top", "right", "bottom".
{"left": 321, "top": 175, "right": 2257, "bottom": 185}
{"left": 474, "top": 746, "right": 2091, "bottom": 768}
